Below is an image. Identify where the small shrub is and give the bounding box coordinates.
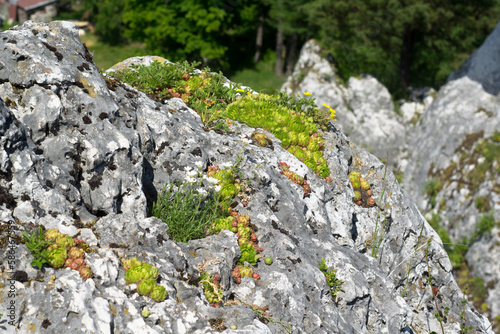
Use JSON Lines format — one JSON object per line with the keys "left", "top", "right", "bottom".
{"left": 21, "top": 227, "right": 53, "bottom": 268}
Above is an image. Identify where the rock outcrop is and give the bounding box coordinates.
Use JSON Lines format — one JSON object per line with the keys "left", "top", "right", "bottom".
{"left": 403, "top": 20, "right": 500, "bottom": 328}
{"left": 283, "top": 28, "right": 500, "bottom": 332}
{"left": 281, "top": 40, "right": 409, "bottom": 171}
{"left": 0, "top": 21, "right": 494, "bottom": 334}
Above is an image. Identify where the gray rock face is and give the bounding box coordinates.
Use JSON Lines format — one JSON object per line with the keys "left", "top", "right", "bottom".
{"left": 281, "top": 40, "right": 409, "bottom": 170}
{"left": 402, "top": 20, "right": 500, "bottom": 329}
{"left": 0, "top": 21, "right": 494, "bottom": 334}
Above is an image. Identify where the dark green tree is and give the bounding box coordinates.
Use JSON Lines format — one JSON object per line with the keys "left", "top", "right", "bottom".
{"left": 264, "top": 0, "right": 313, "bottom": 76}
{"left": 305, "top": 0, "right": 500, "bottom": 95}
{"left": 121, "top": 0, "right": 259, "bottom": 71}
{"left": 93, "top": 0, "right": 124, "bottom": 44}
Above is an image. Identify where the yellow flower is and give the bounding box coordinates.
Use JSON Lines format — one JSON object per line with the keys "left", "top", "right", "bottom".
{"left": 329, "top": 108, "right": 337, "bottom": 120}
{"left": 303, "top": 92, "right": 311, "bottom": 96}
{"left": 323, "top": 103, "right": 331, "bottom": 109}
{"left": 236, "top": 89, "right": 244, "bottom": 92}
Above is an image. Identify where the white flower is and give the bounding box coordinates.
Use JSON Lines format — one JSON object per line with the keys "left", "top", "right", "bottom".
{"left": 196, "top": 188, "right": 208, "bottom": 196}
{"left": 214, "top": 185, "right": 222, "bottom": 192}
{"left": 221, "top": 162, "right": 232, "bottom": 168}
{"left": 184, "top": 176, "right": 196, "bottom": 184}
{"left": 204, "top": 176, "right": 220, "bottom": 185}
{"left": 186, "top": 170, "right": 198, "bottom": 177}
{"left": 184, "top": 166, "right": 193, "bottom": 172}
{"left": 195, "top": 161, "right": 204, "bottom": 168}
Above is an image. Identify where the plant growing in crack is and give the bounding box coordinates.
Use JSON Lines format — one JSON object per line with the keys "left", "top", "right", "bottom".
{"left": 318, "top": 258, "right": 342, "bottom": 302}
{"left": 21, "top": 226, "right": 53, "bottom": 268}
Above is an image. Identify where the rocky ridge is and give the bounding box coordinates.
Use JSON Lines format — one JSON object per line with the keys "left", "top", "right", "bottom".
{"left": 0, "top": 21, "right": 494, "bottom": 334}
{"left": 283, "top": 22, "right": 500, "bottom": 333}
{"left": 404, "top": 20, "right": 500, "bottom": 329}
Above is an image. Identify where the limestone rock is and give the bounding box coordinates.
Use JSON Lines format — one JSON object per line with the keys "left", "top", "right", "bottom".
{"left": 403, "top": 20, "right": 500, "bottom": 327}
{"left": 0, "top": 21, "right": 494, "bottom": 334}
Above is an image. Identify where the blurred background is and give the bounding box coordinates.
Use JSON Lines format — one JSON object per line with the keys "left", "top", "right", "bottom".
{"left": 1, "top": 0, "right": 499, "bottom": 98}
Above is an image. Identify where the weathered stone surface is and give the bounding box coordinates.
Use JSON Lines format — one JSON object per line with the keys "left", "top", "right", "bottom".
{"left": 0, "top": 21, "right": 494, "bottom": 334}
{"left": 402, "top": 20, "right": 500, "bottom": 330}
{"left": 281, "top": 40, "right": 409, "bottom": 170}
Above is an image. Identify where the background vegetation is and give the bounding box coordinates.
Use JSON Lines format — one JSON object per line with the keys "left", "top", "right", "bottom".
{"left": 50, "top": 0, "right": 500, "bottom": 97}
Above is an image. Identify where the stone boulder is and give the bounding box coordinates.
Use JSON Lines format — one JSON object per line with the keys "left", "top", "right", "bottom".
{"left": 0, "top": 21, "right": 494, "bottom": 334}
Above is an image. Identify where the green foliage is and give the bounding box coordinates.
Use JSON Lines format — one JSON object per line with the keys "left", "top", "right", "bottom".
{"left": 427, "top": 213, "right": 468, "bottom": 269}
{"left": 21, "top": 227, "right": 53, "bottom": 268}
{"left": 229, "top": 51, "right": 286, "bottom": 94}
{"left": 424, "top": 179, "right": 442, "bottom": 208}
{"left": 121, "top": 0, "right": 259, "bottom": 70}
{"left": 121, "top": 258, "right": 166, "bottom": 302}
{"left": 112, "top": 59, "right": 334, "bottom": 179}
{"left": 474, "top": 196, "right": 490, "bottom": 213}
{"left": 93, "top": 0, "right": 125, "bottom": 44}
{"left": 460, "top": 285, "right": 474, "bottom": 333}
{"left": 80, "top": 32, "right": 145, "bottom": 71}
{"left": 152, "top": 181, "right": 230, "bottom": 243}
{"left": 427, "top": 211, "right": 498, "bottom": 270}
{"left": 318, "top": 258, "right": 342, "bottom": 300}
{"left": 472, "top": 212, "right": 497, "bottom": 241}
{"left": 371, "top": 157, "right": 391, "bottom": 257}
{"left": 210, "top": 217, "right": 234, "bottom": 235}
{"left": 109, "top": 60, "right": 243, "bottom": 124}
{"left": 238, "top": 242, "right": 260, "bottom": 266}
{"left": 303, "top": 0, "right": 500, "bottom": 96}
{"left": 221, "top": 94, "right": 331, "bottom": 177}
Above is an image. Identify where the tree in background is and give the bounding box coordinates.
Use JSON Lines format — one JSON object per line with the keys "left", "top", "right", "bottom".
{"left": 304, "top": 0, "right": 500, "bottom": 96}
{"left": 264, "top": 0, "right": 312, "bottom": 77}
{"left": 75, "top": 0, "right": 500, "bottom": 96}
{"left": 121, "top": 0, "right": 259, "bottom": 71}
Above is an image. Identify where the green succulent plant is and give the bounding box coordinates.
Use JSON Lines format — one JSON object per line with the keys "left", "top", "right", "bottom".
{"left": 124, "top": 263, "right": 158, "bottom": 284}
{"left": 149, "top": 285, "right": 168, "bottom": 302}
{"left": 79, "top": 265, "right": 93, "bottom": 280}
{"left": 304, "top": 157, "right": 317, "bottom": 172}
{"left": 298, "top": 132, "right": 310, "bottom": 147}
{"left": 137, "top": 278, "right": 157, "bottom": 296}
{"left": 121, "top": 257, "right": 142, "bottom": 271}
{"left": 219, "top": 183, "right": 239, "bottom": 200}
{"left": 354, "top": 191, "right": 362, "bottom": 202}
{"left": 56, "top": 234, "right": 76, "bottom": 250}
{"left": 307, "top": 140, "right": 319, "bottom": 152}
{"left": 199, "top": 272, "right": 223, "bottom": 305}
{"left": 239, "top": 265, "right": 254, "bottom": 278}
{"left": 68, "top": 247, "right": 85, "bottom": 260}
{"left": 220, "top": 94, "right": 330, "bottom": 178}
{"left": 238, "top": 242, "right": 260, "bottom": 265}
{"left": 318, "top": 163, "right": 330, "bottom": 178}
{"left": 351, "top": 180, "right": 361, "bottom": 189}
{"left": 45, "top": 228, "right": 62, "bottom": 241}
{"left": 210, "top": 217, "right": 234, "bottom": 234}
{"left": 47, "top": 247, "right": 68, "bottom": 269}
{"left": 141, "top": 308, "right": 151, "bottom": 318}
{"left": 360, "top": 179, "right": 370, "bottom": 190}
{"left": 214, "top": 169, "right": 235, "bottom": 184}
